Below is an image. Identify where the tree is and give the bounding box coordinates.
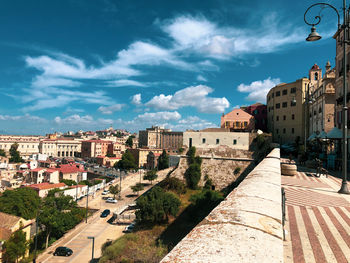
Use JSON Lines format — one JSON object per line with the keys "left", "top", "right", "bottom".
{"left": 0, "top": 149, "right": 6, "bottom": 157}
{"left": 143, "top": 170, "right": 158, "bottom": 185}
{"left": 184, "top": 147, "right": 202, "bottom": 189}
{"left": 234, "top": 167, "right": 241, "bottom": 175}
{"left": 114, "top": 150, "right": 137, "bottom": 170}
{"left": 131, "top": 183, "right": 144, "bottom": 196}
{"left": 136, "top": 186, "right": 180, "bottom": 224}
{"left": 0, "top": 188, "right": 41, "bottom": 220}
{"left": 9, "top": 143, "right": 23, "bottom": 163}
{"left": 109, "top": 185, "right": 120, "bottom": 199}
{"left": 39, "top": 190, "right": 84, "bottom": 248}
{"left": 2, "top": 228, "right": 28, "bottom": 263}
{"left": 125, "top": 136, "right": 134, "bottom": 148}
{"left": 60, "top": 179, "right": 77, "bottom": 186}
{"left": 157, "top": 150, "right": 169, "bottom": 170}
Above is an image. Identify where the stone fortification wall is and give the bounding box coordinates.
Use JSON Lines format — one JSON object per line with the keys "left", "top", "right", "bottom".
{"left": 170, "top": 147, "right": 254, "bottom": 190}
{"left": 161, "top": 148, "right": 282, "bottom": 263}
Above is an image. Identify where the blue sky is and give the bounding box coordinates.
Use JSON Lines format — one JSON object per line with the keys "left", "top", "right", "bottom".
{"left": 0, "top": 0, "right": 339, "bottom": 134}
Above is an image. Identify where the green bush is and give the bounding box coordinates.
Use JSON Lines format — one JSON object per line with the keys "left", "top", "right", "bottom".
{"left": 184, "top": 147, "right": 202, "bottom": 189}
{"left": 159, "top": 177, "right": 186, "bottom": 194}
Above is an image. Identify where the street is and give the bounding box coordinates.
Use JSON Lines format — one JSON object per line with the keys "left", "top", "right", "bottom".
{"left": 37, "top": 168, "right": 171, "bottom": 263}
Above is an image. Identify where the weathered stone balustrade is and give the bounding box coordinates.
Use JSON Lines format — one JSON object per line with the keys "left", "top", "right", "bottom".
{"left": 161, "top": 148, "right": 282, "bottom": 263}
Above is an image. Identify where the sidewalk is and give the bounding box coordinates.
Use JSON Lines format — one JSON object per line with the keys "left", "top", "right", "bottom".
{"left": 282, "top": 162, "right": 350, "bottom": 263}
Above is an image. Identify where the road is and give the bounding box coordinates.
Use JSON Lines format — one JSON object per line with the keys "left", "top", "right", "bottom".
{"left": 37, "top": 168, "right": 171, "bottom": 263}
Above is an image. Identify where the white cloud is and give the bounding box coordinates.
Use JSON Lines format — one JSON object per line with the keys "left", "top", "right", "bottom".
{"left": 98, "top": 104, "right": 125, "bottom": 114}
{"left": 131, "top": 94, "right": 142, "bottom": 105}
{"left": 54, "top": 114, "right": 113, "bottom": 126}
{"left": 161, "top": 14, "right": 304, "bottom": 59}
{"left": 106, "top": 79, "right": 147, "bottom": 87}
{"left": 21, "top": 87, "right": 114, "bottom": 111}
{"left": 196, "top": 75, "right": 207, "bottom": 82}
{"left": 0, "top": 114, "right": 46, "bottom": 122}
{"left": 237, "top": 77, "right": 281, "bottom": 103}
{"left": 145, "top": 85, "right": 229, "bottom": 113}
{"left": 135, "top": 111, "right": 181, "bottom": 122}
{"left": 32, "top": 76, "right": 81, "bottom": 88}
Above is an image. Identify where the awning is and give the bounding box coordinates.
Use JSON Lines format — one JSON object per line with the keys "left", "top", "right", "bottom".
{"left": 307, "top": 133, "right": 317, "bottom": 141}
{"left": 326, "top": 127, "right": 342, "bottom": 139}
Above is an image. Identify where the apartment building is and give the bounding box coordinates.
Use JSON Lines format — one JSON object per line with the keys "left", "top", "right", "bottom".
{"left": 220, "top": 109, "right": 255, "bottom": 131}
{"left": 0, "top": 135, "right": 40, "bottom": 159}
{"left": 128, "top": 148, "right": 163, "bottom": 168}
{"left": 139, "top": 126, "right": 183, "bottom": 149}
{"left": 81, "top": 140, "right": 112, "bottom": 158}
{"left": 267, "top": 78, "right": 309, "bottom": 144}
{"left": 241, "top": 103, "right": 268, "bottom": 132}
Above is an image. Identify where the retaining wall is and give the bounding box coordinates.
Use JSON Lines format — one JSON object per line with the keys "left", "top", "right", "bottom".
{"left": 161, "top": 148, "right": 282, "bottom": 263}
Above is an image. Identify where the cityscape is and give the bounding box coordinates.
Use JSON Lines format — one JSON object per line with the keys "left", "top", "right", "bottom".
{"left": 0, "top": 1, "right": 350, "bottom": 263}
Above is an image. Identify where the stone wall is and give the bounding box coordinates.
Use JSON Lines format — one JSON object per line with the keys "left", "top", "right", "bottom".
{"left": 169, "top": 147, "right": 254, "bottom": 191}
{"left": 161, "top": 148, "right": 282, "bottom": 263}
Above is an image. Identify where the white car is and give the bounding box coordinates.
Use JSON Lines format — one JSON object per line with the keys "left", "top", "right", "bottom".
{"left": 101, "top": 190, "right": 109, "bottom": 195}
{"left": 123, "top": 223, "right": 135, "bottom": 233}
{"left": 106, "top": 197, "right": 117, "bottom": 203}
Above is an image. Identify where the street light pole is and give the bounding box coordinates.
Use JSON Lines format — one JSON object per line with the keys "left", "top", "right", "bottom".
{"left": 86, "top": 185, "right": 89, "bottom": 223}
{"left": 87, "top": 236, "right": 95, "bottom": 261}
{"left": 304, "top": 0, "right": 349, "bottom": 194}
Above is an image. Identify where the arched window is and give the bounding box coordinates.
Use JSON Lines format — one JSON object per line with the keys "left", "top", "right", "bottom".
{"left": 314, "top": 72, "right": 318, "bottom": 80}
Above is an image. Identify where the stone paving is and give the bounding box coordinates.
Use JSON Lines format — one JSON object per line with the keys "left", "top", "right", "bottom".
{"left": 283, "top": 167, "right": 350, "bottom": 263}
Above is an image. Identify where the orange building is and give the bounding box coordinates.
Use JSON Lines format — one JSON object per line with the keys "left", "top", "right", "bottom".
{"left": 220, "top": 108, "right": 255, "bottom": 131}
{"left": 81, "top": 140, "right": 112, "bottom": 158}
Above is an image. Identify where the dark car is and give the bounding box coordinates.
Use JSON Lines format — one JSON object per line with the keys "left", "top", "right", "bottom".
{"left": 101, "top": 209, "right": 110, "bottom": 218}
{"left": 53, "top": 246, "right": 73, "bottom": 257}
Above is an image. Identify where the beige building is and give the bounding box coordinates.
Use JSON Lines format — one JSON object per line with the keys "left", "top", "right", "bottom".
{"left": 39, "top": 138, "right": 82, "bottom": 158}
{"left": 128, "top": 148, "right": 163, "bottom": 168}
{"left": 308, "top": 63, "right": 336, "bottom": 135}
{"left": 267, "top": 78, "right": 309, "bottom": 144}
{"left": 0, "top": 135, "right": 40, "bottom": 159}
{"left": 333, "top": 28, "right": 350, "bottom": 140}
{"left": 183, "top": 128, "right": 250, "bottom": 150}
{"left": 139, "top": 126, "right": 183, "bottom": 149}
{"left": 0, "top": 212, "right": 33, "bottom": 260}
{"left": 81, "top": 140, "right": 112, "bottom": 158}
{"left": 220, "top": 109, "right": 255, "bottom": 131}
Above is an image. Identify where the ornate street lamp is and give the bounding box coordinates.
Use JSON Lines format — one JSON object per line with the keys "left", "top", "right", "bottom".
{"left": 304, "top": 1, "right": 349, "bottom": 194}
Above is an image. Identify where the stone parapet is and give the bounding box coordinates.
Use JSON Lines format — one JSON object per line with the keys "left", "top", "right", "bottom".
{"left": 161, "top": 148, "right": 282, "bottom": 263}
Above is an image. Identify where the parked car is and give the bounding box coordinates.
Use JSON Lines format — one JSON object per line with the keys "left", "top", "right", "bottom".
{"left": 100, "top": 209, "right": 110, "bottom": 218}
{"left": 102, "top": 190, "right": 109, "bottom": 195}
{"left": 53, "top": 247, "right": 73, "bottom": 257}
{"left": 123, "top": 223, "right": 135, "bottom": 233}
{"left": 106, "top": 197, "right": 117, "bottom": 203}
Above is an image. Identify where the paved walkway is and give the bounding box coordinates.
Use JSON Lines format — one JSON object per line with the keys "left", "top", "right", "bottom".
{"left": 282, "top": 165, "right": 350, "bottom": 263}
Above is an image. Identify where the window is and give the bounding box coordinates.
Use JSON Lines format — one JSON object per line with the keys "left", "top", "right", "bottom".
{"left": 291, "top": 101, "right": 296, "bottom": 107}
{"left": 276, "top": 91, "right": 281, "bottom": 97}
{"left": 233, "top": 139, "right": 237, "bottom": 145}
{"left": 291, "top": 87, "right": 296, "bottom": 93}
{"left": 276, "top": 116, "right": 279, "bottom": 121}
{"left": 272, "top": 92, "right": 274, "bottom": 98}
{"left": 216, "top": 139, "right": 220, "bottom": 144}
{"left": 292, "top": 128, "right": 295, "bottom": 134}
{"left": 202, "top": 138, "right": 206, "bottom": 144}
{"left": 283, "top": 128, "right": 286, "bottom": 134}
{"left": 282, "top": 102, "right": 287, "bottom": 108}
{"left": 276, "top": 103, "right": 280, "bottom": 109}
{"left": 276, "top": 129, "right": 279, "bottom": 134}
{"left": 282, "top": 89, "right": 287, "bottom": 95}
{"left": 253, "top": 109, "right": 259, "bottom": 115}
{"left": 292, "top": 114, "right": 295, "bottom": 120}
{"left": 319, "top": 107, "right": 322, "bottom": 113}
{"left": 283, "top": 115, "right": 286, "bottom": 121}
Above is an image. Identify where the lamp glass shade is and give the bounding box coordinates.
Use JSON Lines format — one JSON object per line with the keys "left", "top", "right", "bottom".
{"left": 306, "top": 26, "right": 322, "bottom": 41}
